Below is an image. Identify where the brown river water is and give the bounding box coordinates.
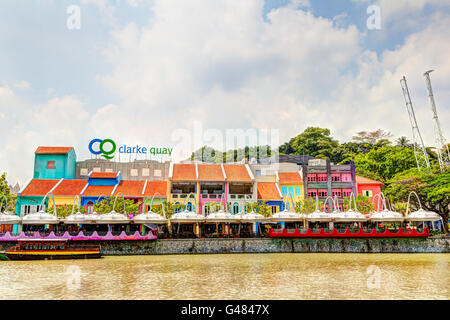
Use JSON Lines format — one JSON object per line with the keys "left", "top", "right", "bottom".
{"left": 1, "top": 253, "right": 448, "bottom": 300}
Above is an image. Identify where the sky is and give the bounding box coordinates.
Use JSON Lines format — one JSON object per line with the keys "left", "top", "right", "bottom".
{"left": 1, "top": 0, "right": 450, "bottom": 185}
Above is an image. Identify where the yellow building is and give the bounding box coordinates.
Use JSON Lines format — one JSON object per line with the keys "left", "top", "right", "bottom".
{"left": 277, "top": 171, "right": 304, "bottom": 206}
{"left": 47, "top": 179, "right": 89, "bottom": 208}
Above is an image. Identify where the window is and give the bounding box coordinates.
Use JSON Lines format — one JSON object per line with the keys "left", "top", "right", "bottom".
{"left": 307, "top": 174, "right": 316, "bottom": 182}
{"left": 342, "top": 173, "right": 352, "bottom": 182}
{"left": 295, "top": 187, "right": 301, "bottom": 195}
{"left": 281, "top": 187, "right": 288, "bottom": 196}
{"left": 142, "top": 168, "right": 150, "bottom": 177}
{"left": 80, "top": 168, "right": 88, "bottom": 176}
{"left": 46, "top": 161, "right": 55, "bottom": 169}
{"left": 154, "top": 169, "right": 162, "bottom": 177}
{"left": 93, "top": 167, "right": 101, "bottom": 172}
{"left": 363, "top": 190, "right": 373, "bottom": 197}
{"left": 255, "top": 170, "right": 261, "bottom": 177}
{"left": 308, "top": 189, "right": 317, "bottom": 197}
{"left": 105, "top": 168, "right": 113, "bottom": 173}
{"left": 331, "top": 174, "right": 341, "bottom": 182}
{"left": 271, "top": 206, "right": 278, "bottom": 214}
{"left": 233, "top": 202, "right": 239, "bottom": 214}
{"left": 130, "top": 169, "right": 138, "bottom": 177}
{"left": 317, "top": 174, "right": 327, "bottom": 182}
{"left": 342, "top": 189, "right": 352, "bottom": 197}
{"left": 287, "top": 186, "right": 294, "bottom": 197}
{"left": 332, "top": 189, "right": 342, "bottom": 197}
{"left": 318, "top": 189, "right": 328, "bottom": 197}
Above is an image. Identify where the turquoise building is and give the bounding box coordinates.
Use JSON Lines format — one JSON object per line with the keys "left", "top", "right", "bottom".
{"left": 33, "top": 146, "right": 76, "bottom": 179}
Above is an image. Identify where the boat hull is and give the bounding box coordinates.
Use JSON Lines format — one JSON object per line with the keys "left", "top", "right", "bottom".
{"left": 4, "top": 251, "right": 102, "bottom": 261}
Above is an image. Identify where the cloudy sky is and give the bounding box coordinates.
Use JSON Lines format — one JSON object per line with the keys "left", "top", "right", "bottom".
{"left": 1, "top": 0, "right": 449, "bottom": 185}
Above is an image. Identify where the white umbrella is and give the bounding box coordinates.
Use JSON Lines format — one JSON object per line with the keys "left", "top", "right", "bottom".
{"left": 97, "top": 192, "right": 130, "bottom": 224}
{"left": 240, "top": 210, "right": 266, "bottom": 223}
{"left": 334, "top": 193, "right": 368, "bottom": 222}
{"left": 133, "top": 192, "right": 167, "bottom": 224}
{"left": 206, "top": 208, "right": 240, "bottom": 223}
{"left": 369, "top": 192, "right": 404, "bottom": 222}
{"left": 0, "top": 196, "right": 21, "bottom": 224}
{"left": 405, "top": 191, "right": 441, "bottom": 223}
{"left": 63, "top": 195, "right": 90, "bottom": 224}
{"left": 170, "top": 209, "right": 205, "bottom": 223}
{"left": 22, "top": 192, "right": 59, "bottom": 225}
{"left": 270, "top": 193, "right": 306, "bottom": 222}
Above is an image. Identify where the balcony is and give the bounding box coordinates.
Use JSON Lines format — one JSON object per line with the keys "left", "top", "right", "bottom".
{"left": 229, "top": 194, "right": 253, "bottom": 200}
{"left": 200, "top": 194, "right": 224, "bottom": 201}
{"left": 171, "top": 193, "right": 197, "bottom": 200}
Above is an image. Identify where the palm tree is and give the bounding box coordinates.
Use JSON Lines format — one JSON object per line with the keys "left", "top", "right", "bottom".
{"left": 396, "top": 136, "right": 410, "bottom": 148}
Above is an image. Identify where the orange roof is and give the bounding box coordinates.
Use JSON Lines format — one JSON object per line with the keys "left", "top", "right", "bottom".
{"left": 35, "top": 146, "right": 73, "bottom": 154}
{"left": 356, "top": 175, "right": 383, "bottom": 185}
{"left": 223, "top": 165, "right": 252, "bottom": 182}
{"left": 198, "top": 164, "right": 225, "bottom": 181}
{"left": 278, "top": 172, "right": 302, "bottom": 184}
{"left": 20, "top": 179, "right": 60, "bottom": 196}
{"left": 52, "top": 179, "right": 87, "bottom": 196}
{"left": 172, "top": 164, "right": 196, "bottom": 181}
{"left": 113, "top": 180, "right": 146, "bottom": 197}
{"left": 257, "top": 182, "right": 281, "bottom": 201}
{"left": 82, "top": 185, "right": 115, "bottom": 197}
{"left": 143, "top": 181, "right": 168, "bottom": 197}
{"left": 90, "top": 172, "right": 118, "bottom": 179}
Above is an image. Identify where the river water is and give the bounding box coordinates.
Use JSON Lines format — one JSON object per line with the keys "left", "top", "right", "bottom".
{"left": 1, "top": 253, "right": 448, "bottom": 300}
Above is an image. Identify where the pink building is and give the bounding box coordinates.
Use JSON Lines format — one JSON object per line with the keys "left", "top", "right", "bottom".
{"left": 356, "top": 176, "right": 383, "bottom": 211}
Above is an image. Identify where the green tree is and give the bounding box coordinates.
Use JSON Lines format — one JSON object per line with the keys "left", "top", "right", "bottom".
{"left": 279, "top": 127, "right": 341, "bottom": 163}
{"left": 353, "top": 146, "right": 417, "bottom": 182}
{"left": 396, "top": 136, "right": 411, "bottom": 148}
{"left": 93, "top": 196, "right": 141, "bottom": 214}
{"left": 0, "top": 173, "right": 14, "bottom": 211}
{"left": 384, "top": 168, "right": 450, "bottom": 234}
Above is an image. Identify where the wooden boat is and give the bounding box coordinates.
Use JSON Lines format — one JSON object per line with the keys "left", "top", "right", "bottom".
{"left": 3, "top": 239, "right": 102, "bottom": 260}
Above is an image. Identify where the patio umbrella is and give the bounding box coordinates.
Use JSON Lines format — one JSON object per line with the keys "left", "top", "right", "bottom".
{"left": 369, "top": 193, "right": 404, "bottom": 222}
{"left": 0, "top": 195, "right": 21, "bottom": 224}
{"left": 133, "top": 192, "right": 167, "bottom": 224}
{"left": 63, "top": 195, "right": 90, "bottom": 224}
{"left": 22, "top": 192, "right": 59, "bottom": 225}
{"left": 405, "top": 191, "right": 441, "bottom": 224}
{"left": 96, "top": 192, "right": 129, "bottom": 224}
{"left": 334, "top": 193, "right": 368, "bottom": 223}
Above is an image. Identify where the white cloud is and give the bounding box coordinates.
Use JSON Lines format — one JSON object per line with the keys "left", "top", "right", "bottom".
{"left": 13, "top": 80, "right": 31, "bottom": 89}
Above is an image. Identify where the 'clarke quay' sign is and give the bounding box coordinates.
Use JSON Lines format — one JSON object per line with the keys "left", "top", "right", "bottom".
{"left": 88, "top": 138, "right": 173, "bottom": 160}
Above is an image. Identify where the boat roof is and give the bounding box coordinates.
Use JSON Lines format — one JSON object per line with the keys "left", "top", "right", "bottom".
{"left": 17, "top": 239, "right": 68, "bottom": 242}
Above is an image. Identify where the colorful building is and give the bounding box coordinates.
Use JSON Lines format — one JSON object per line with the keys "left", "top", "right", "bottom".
{"left": 257, "top": 182, "right": 283, "bottom": 214}
{"left": 356, "top": 175, "right": 383, "bottom": 211}
{"left": 33, "top": 147, "right": 76, "bottom": 179}
{"left": 304, "top": 158, "right": 356, "bottom": 211}
{"left": 277, "top": 171, "right": 304, "bottom": 208}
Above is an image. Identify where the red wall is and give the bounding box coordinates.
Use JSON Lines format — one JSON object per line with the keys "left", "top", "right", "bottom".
{"left": 357, "top": 183, "right": 382, "bottom": 211}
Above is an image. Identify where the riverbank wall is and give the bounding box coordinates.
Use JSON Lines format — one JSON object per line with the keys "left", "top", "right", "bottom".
{"left": 1, "top": 237, "right": 449, "bottom": 255}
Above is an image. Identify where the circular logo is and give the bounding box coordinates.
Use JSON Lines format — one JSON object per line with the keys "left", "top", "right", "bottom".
{"left": 88, "top": 138, "right": 116, "bottom": 159}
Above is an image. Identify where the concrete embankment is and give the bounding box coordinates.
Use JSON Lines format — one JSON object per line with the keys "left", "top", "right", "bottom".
{"left": 2, "top": 237, "right": 448, "bottom": 255}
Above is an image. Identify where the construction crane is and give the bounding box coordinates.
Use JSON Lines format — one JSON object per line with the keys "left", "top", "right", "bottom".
{"left": 424, "top": 70, "right": 450, "bottom": 172}
{"left": 400, "top": 76, "right": 431, "bottom": 171}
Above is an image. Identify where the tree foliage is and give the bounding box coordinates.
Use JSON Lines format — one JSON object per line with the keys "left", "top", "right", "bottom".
{"left": 384, "top": 168, "right": 450, "bottom": 233}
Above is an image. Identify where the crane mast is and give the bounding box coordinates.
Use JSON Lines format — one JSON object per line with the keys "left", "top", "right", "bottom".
{"left": 400, "top": 76, "right": 431, "bottom": 171}
{"left": 423, "top": 70, "right": 450, "bottom": 172}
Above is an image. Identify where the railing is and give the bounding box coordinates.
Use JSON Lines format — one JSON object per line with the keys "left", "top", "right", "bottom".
{"left": 200, "top": 194, "right": 224, "bottom": 200}
{"left": 0, "top": 230, "right": 157, "bottom": 241}
{"left": 229, "top": 194, "right": 253, "bottom": 200}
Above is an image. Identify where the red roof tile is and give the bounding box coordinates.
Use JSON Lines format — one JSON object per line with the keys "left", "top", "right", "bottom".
{"left": 113, "top": 180, "right": 145, "bottom": 197}
{"left": 198, "top": 164, "right": 225, "bottom": 181}
{"left": 35, "top": 146, "right": 73, "bottom": 154}
{"left": 172, "top": 164, "right": 196, "bottom": 181}
{"left": 143, "top": 181, "right": 168, "bottom": 197}
{"left": 52, "top": 180, "right": 87, "bottom": 196}
{"left": 90, "top": 172, "right": 118, "bottom": 179}
{"left": 356, "top": 175, "right": 383, "bottom": 185}
{"left": 257, "top": 182, "right": 281, "bottom": 201}
{"left": 223, "top": 165, "right": 252, "bottom": 182}
{"left": 82, "top": 185, "right": 115, "bottom": 197}
{"left": 278, "top": 172, "right": 302, "bottom": 184}
{"left": 20, "top": 179, "right": 60, "bottom": 196}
